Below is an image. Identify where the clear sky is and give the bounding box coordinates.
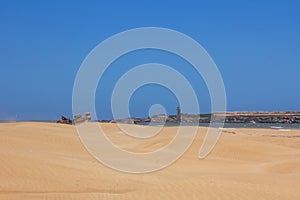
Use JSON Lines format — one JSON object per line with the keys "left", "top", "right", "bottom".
{"left": 0, "top": 0, "right": 300, "bottom": 120}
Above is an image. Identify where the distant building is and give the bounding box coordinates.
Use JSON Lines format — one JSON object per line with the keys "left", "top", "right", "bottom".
{"left": 85, "top": 112, "right": 91, "bottom": 121}
{"left": 176, "top": 106, "right": 181, "bottom": 122}
{"left": 74, "top": 112, "right": 91, "bottom": 124}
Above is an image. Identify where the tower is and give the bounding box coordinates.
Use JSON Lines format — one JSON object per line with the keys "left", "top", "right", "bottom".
{"left": 176, "top": 106, "right": 181, "bottom": 122}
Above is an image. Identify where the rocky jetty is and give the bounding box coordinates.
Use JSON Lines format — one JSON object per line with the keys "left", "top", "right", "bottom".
{"left": 217, "top": 111, "right": 300, "bottom": 124}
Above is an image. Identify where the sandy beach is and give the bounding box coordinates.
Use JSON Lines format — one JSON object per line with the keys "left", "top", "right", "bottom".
{"left": 0, "top": 122, "right": 300, "bottom": 200}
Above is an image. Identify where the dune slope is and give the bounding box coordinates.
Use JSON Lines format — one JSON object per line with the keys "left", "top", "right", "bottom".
{"left": 0, "top": 122, "right": 299, "bottom": 200}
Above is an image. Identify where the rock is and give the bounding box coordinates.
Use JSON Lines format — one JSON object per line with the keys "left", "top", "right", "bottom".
{"left": 56, "top": 116, "right": 72, "bottom": 125}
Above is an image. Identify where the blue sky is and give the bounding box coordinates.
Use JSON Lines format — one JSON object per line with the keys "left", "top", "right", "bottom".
{"left": 0, "top": 0, "right": 299, "bottom": 120}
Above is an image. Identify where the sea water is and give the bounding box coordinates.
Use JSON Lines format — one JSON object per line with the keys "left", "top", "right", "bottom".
{"left": 135, "top": 122, "right": 300, "bottom": 130}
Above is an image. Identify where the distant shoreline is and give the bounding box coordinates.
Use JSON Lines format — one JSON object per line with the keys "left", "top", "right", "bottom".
{"left": 2, "top": 110, "right": 300, "bottom": 124}
{"left": 112, "top": 111, "right": 300, "bottom": 124}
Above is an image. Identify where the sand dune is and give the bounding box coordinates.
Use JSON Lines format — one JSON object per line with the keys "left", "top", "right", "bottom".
{"left": 0, "top": 122, "right": 300, "bottom": 199}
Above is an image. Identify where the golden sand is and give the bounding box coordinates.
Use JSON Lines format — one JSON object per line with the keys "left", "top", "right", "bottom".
{"left": 0, "top": 122, "right": 299, "bottom": 199}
